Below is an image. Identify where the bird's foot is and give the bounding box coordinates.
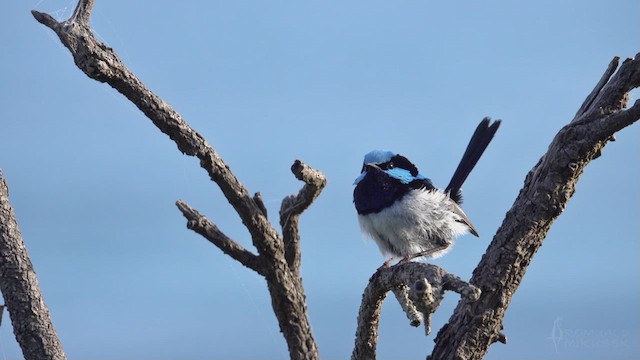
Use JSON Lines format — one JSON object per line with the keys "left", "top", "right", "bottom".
{"left": 397, "top": 255, "right": 416, "bottom": 265}
{"left": 398, "top": 246, "right": 449, "bottom": 265}
{"left": 378, "top": 258, "right": 395, "bottom": 270}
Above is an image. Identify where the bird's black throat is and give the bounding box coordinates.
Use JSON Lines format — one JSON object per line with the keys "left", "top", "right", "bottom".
{"left": 353, "top": 169, "right": 434, "bottom": 215}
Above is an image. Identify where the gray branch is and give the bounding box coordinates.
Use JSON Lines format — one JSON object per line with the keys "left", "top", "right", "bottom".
{"left": 280, "top": 160, "right": 327, "bottom": 273}
{"left": 351, "top": 263, "right": 480, "bottom": 360}
{"left": 0, "top": 171, "right": 66, "bottom": 360}
{"left": 32, "top": 1, "right": 324, "bottom": 359}
{"left": 392, "top": 285, "right": 422, "bottom": 328}
{"left": 429, "top": 53, "right": 640, "bottom": 359}
{"left": 352, "top": 53, "right": 639, "bottom": 359}
{"left": 32, "top": 1, "right": 279, "bottom": 259}
{"left": 253, "top": 192, "right": 269, "bottom": 219}
{"left": 175, "top": 200, "right": 266, "bottom": 275}
{"left": 574, "top": 56, "right": 620, "bottom": 119}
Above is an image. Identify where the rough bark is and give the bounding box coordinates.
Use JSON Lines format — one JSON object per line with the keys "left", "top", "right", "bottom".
{"left": 32, "top": 1, "right": 326, "bottom": 359}
{"left": 280, "top": 160, "right": 326, "bottom": 275}
{"left": 352, "top": 263, "right": 481, "bottom": 360}
{"left": 0, "top": 171, "right": 66, "bottom": 360}
{"left": 429, "top": 55, "right": 640, "bottom": 359}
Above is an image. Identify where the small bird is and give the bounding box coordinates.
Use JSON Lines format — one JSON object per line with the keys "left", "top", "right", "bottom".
{"left": 353, "top": 118, "right": 501, "bottom": 266}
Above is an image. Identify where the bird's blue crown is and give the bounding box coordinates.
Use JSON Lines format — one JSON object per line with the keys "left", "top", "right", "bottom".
{"left": 354, "top": 150, "right": 428, "bottom": 185}
{"left": 363, "top": 150, "right": 395, "bottom": 165}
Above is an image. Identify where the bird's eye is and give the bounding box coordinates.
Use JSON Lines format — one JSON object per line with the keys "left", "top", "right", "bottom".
{"left": 388, "top": 162, "right": 394, "bottom": 169}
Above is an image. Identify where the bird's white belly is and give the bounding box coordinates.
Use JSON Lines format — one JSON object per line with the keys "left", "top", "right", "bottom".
{"left": 358, "top": 189, "right": 470, "bottom": 260}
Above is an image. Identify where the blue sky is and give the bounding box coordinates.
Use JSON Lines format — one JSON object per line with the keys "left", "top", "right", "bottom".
{"left": 1, "top": 1, "right": 639, "bottom": 359}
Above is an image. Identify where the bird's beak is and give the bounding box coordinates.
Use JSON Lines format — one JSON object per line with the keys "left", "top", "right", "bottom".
{"left": 365, "top": 163, "right": 381, "bottom": 171}
{"left": 354, "top": 163, "right": 381, "bottom": 185}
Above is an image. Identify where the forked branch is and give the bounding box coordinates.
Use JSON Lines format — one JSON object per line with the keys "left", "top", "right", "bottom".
{"left": 175, "top": 200, "right": 266, "bottom": 275}
{"left": 33, "top": 0, "right": 278, "bottom": 258}
{"left": 280, "top": 160, "right": 327, "bottom": 273}
{"left": 32, "top": 1, "right": 325, "bottom": 359}
{"left": 352, "top": 263, "right": 480, "bottom": 360}
{"left": 429, "top": 54, "right": 640, "bottom": 359}
{"left": 351, "top": 54, "right": 639, "bottom": 360}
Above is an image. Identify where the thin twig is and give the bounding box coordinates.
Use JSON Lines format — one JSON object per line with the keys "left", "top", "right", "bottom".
{"left": 70, "top": 0, "right": 93, "bottom": 24}
{"left": 176, "top": 200, "right": 265, "bottom": 275}
{"left": 392, "top": 286, "right": 422, "bottom": 327}
{"left": 573, "top": 56, "right": 619, "bottom": 120}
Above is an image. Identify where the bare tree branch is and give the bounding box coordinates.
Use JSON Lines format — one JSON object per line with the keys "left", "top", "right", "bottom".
{"left": 69, "top": 0, "right": 93, "bottom": 24}
{"left": 176, "top": 200, "right": 266, "bottom": 275}
{"left": 392, "top": 285, "right": 422, "bottom": 328}
{"left": 574, "top": 56, "right": 619, "bottom": 119}
{"left": 352, "top": 263, "right": 480, "bottom": 360}
{"left": 429, "top": 54, "right": 640, "bottom": 359}
{"left": 253, "top": 192, "right": 269, "bottom": 219}
{"left": 0, "top": 170, "right": 66, "bottom": 360}
{"left": 602, "top": 99, "right": 640, "bottom": 134}
{"left": 32, "top": 2, "right": 325, "bottom": 359}
{"left": 351, "top": 54, "right": 639, "bottom": 359}
{"left": 586, "top": 53, "right": 640, "bottom": 117}
{"left": 32, "top": 2, "right": 279, "bottom": 260}
{"left": 280, "top": 160, "right": 327, "bottom": 273}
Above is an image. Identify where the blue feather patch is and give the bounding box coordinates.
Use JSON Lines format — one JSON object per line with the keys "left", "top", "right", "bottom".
{"left": 363, "top": 150, "right": 395, "bottom": 165}
{"left": 384, "top": 168, "right": 428, "bottom": 184}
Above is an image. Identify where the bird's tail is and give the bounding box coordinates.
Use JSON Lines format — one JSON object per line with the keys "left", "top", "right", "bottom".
{"left": 445, "top": 118, "right": 501, "bottom": 204}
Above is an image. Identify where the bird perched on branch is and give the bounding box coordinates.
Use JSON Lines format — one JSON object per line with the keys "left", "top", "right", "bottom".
{"left": 353, "top": 118, "right": 501, "bottom": 267}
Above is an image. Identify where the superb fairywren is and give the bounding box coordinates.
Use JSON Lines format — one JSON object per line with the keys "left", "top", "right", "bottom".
{"left": 353, "top": 118, "right": 501, "bottom": 266}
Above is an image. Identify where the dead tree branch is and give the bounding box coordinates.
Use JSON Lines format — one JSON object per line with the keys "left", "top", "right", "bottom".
{"left": 280, "top": 160, "right": 327, "bottom": 274}
{"left": 351, "top": 54, "right": 639, "bottom": 360}
{"left": 0, "top": 171, "right": 66, "bottom": 360}
{"left": 175, "top": 201, "right": 266, "bottom": 275}
{"left": 352, "top": 262, "right": 480, "bottom": 360}
{"left": 429, "top": 54, "right": 640, "bottom": 359}
{"left": 32, "top": 1, "right": 326, "bottom": 359}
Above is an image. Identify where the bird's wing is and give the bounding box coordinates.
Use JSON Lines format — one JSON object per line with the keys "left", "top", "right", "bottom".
{"left": 450, "top": 201, "right": 479, "bottom": 237}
